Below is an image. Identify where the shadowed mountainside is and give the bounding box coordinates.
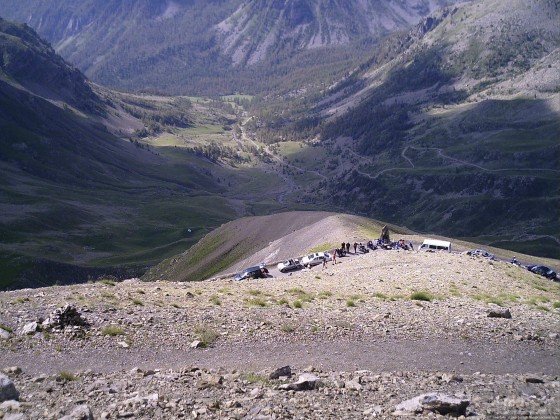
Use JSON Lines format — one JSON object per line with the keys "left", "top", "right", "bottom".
{"left": 0, "top": 0, "right": 462, "bottom": 95}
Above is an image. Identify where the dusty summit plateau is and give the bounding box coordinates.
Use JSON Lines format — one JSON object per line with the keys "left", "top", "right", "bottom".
{"left": 1, "top": 249, "right": 560, "bottom": 418}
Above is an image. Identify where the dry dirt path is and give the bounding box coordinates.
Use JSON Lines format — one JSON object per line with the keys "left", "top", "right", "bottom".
{"left": 3, "top": 338, "right": 558, "bottom": 376}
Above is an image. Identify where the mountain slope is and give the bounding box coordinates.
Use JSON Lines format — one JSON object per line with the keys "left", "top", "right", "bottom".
{"left": 0, "top": 19, "right": 246, "bottom": 288}
{"left": 249, "top": 0, "right": 560, "bottom": 257}
{"left": 0, "top": 0, "right": 462, "bottom": 95}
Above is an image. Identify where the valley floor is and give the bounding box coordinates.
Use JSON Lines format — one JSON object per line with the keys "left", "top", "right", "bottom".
{"left": 1, "top": 250, "right": 559, "bottom": 418}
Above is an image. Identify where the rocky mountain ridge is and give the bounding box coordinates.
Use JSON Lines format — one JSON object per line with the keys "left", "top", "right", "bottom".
{"left": 0, "top": 0, "right": 463, "bottom": 95}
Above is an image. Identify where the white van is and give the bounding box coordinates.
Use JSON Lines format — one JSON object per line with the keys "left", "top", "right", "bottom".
{"left": 419, "top": 239, "right": 451, "bottom": 252}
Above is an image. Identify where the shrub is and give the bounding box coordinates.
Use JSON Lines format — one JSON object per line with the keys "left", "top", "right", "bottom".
{"left": 101, "top": 326, "right": 125, "bottom": 336}
{"left": 0, "top": 324, "right": 13, "bottom": 333}
{"left": 281, "top": 324, "right": 296, "bottom": 333}
{"left": 98, "top": 279, "right": 116, "bottom": 286}
{"left": 245, "top": 297, "right": 267, "bottom": 307}
{"left": 58, "top": 371, "right": 77, "bottom": 381}
{"left": 210, "top": 295, "right": 221, "bottom": 305}
{"left": 292, "top": 300, "right": 303, "bottom": 308}
{"left": 194, "top": 325, "right": 219, "bottom": 346}
{"left": 131, "top": 298, "right": 144, "bottom": 306}
{"left": 410, "top": 291, "right": 433, "bottom": 302}
{"left": 346, "top": 299, "right": 356, "bottom": 307}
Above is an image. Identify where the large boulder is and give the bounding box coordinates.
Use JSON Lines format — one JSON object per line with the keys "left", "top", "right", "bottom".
{"left": 394, "top": 393, "right": 470, "bottom": 416}
{"left": 278, "top": 373, "right": 322, "bottom": 391}
{"left": 0, "top": 374, "right": 19, "bottom": 402}
{"left": 487, "top": 308, "right": 512, "bottom": 319}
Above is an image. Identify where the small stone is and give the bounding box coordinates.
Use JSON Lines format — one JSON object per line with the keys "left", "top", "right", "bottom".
{"left": 2, "top": 367, "right": 21, "bottom": 375}
{"left": 345, "top": 380, "right": 362, "bottom": 391}
{"left": 20, "top": 322, "right": 40, "bottom": 335}
{"left": 525, "top": 377, "right": 544, "bottom": 384}
{"left": 548, "top": 333, "right": 559, "bottom": 339}
{"left": 442, "top": 373, "right": 463, "bottom": 383}
{"left": 0, "top": 374, "right": 19, "bottom": 402}
{"left": 250, "top": 388, "right": 264, "bottom": 399}
{"left": 278, "top": 373, "right": 322, "bottom": 391}
{"left": 487, "top": 308, "right": 512, "bottom": 319}
{"left": 59, "top": 404, "right": 94, "bottom": 420}
{"left": 0, "top": 328, "right": 11, "bottom": 340}
{"left": 269, "top": 366, "right": 291, "bottom": 380}
{"left": 117, "top": 341, "right": 129, "bottom": 349}
{"left": 190, "top": 340, "right": 204, "bottom": 348}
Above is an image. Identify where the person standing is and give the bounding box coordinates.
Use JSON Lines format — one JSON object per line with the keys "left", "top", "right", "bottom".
{"left": 346, "top": 243, "right": 350, "bottom": 253}
{"left": 333, "top": 250, "right": 337, "bottom": 265}
{"left": 353, "top": 242, "right": 357, "bottom": 253}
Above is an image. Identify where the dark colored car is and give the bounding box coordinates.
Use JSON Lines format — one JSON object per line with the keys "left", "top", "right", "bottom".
{"left": 526, "top": 265, "right": 558, "bottom": 281}
{"left": 233, "top": 265, "right": 268, "bottom": 281}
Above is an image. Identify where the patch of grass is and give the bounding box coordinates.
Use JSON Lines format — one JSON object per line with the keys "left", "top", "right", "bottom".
{"left": 535, "top": 305, "right": 550, "bottom": 312}
{"left": 0, "top": 324, "right": 13, "bottom": 333}
{"left": 136, "top": 289, "right": 146, "bottom": 294}
{"left": 244, "top": 297, "right": 268, "bottom": 307}
{"left": 346, "top": 299, "right": 356, "bottom": 307}
{"left": 98, "top": 279, "right": 116, "bottom": 286}
{"left": 281, "top": 324, "right": 296, "bottom": 333}
{"left": 533, "top": 284, "right": 549, "bottom": 292}
{"left": 171, "top": 303, "right": 181, "bottom": 308}
{"left": 210, "top": 295, "right": 221, "bottom": 306}
{"left": 473, "top": 293, "right": 505, "bottom": 306}
{"left": 101, "top": 325, "right": 125, "bottom": 336}
{"left": 410, "top": 291, "right": 433, "bottom": 302}
{"left": 318, "top": 291, "right": 332, "bottom": 299}
{"left": 373, "top": 292, "right": 387, "bottom": 300}
{"left": 292, "top": 300, "right": 303, "bottom": 309}
{"left": 12, "top": 297, "right": 29, "bottom": 304}
{"left": 247, "top": 289, "right": 263, "bottom": 296}
{"left": 309, "top": 243, "right": 335, "bottom": 253}
{"left": 315, "top": 275, "right": 321, "bottom": 279}
{"left": 241, "top": 373, "right": 270, "bottom": 385}
{"left": 57, "top": 371, "right": 77, "bottom": 382}
{"left": 553, "top": 301, "right": 560, "bottom": 309}
{"left": 286, "top": 288, "right": 314, "bottom": 302}
{"left": 333, "top": 320, "right": 353, "bottom": 329}
{"left": 218, "top": 287, "right": 232, "bottom": 295}
{"left": 194, "top": 325, "right": 219, "bottom": 347}
{"left": 131, "top": 298, "right": 144, "bottom": 306}
{"left": 277, "top": 298, "right": 289, "bottom": 305}
{"left": 101, "top": 292, "right": 115, "bottom": 299}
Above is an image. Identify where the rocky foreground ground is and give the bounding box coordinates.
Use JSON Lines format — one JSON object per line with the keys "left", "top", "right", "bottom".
{"left": 1, "top": 250, "right": 559, "bottom": 419}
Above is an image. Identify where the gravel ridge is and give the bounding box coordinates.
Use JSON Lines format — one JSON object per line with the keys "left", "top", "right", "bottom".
{"left": 1, "top": 250, "right": 559, "bottom": 418}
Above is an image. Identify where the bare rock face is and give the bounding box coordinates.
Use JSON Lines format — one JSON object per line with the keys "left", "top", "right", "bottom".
{"left": 0, "top": 374, "right": 19, "bottom": 402}
{"left": 394, "top": 393, "right": 470, "bottom": 416}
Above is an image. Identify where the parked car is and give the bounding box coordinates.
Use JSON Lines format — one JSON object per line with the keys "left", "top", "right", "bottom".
{"left": 466, "top": 249, "right": 496, "bottom": 260}
{"left": 526, "top": 265, "right": 558, "bottom": 281}
{"left": 418, "top": 239, "right": 451, "bottom": 252}
{"left": 301, "top": 252, "right": 331, "bottom": 267}
{"left": 234, "top": 265, "right": 269, "bottom": 281}
{"left": 277, "top": 259, "right": 303, "bottom": 273}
